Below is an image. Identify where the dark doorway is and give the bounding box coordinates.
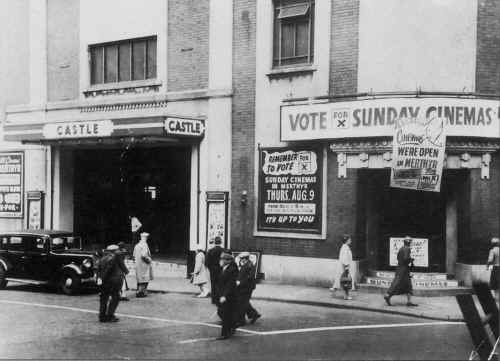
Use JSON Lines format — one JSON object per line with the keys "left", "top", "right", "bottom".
{"left": 73, "top": 146, "right": 191, "bottom": 257}
{"left": 360, "top": 169, "right": 447, "bottom": 272}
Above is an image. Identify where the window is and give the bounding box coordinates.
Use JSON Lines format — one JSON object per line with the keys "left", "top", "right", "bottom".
{"left": 6, "top": 236, "right": 23, "bottom": 251}
{"left": 89, "top": 37, "right": 157, "bottom": 85}
{"left": 25, "top": 237, "right": 46, "bottom": 252}
{"left": 273, "top": 0, "right": 314, "bottom": 68}
{"left": 50, "top": 236, "right": 82, "bottom": 251}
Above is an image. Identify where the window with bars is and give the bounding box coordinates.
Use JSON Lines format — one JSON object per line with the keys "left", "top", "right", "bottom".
{"left": 89, "top": 36, "right": 157, "bottom": 85}
{"left": 273, "top": 0, "right": 314, "bottom": 68}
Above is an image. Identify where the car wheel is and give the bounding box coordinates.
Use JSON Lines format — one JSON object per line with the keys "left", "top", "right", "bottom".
{"left": 0, "top": 264, "right": 7, "bottom": 289}
{"left": 60, "top": 272, "right": 81, "bottom": 295}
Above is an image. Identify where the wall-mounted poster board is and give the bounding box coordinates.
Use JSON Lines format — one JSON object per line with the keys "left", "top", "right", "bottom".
{"left": 390, "top": 116, "right": 446, "bottom": 192}
{"left": 27, "top": 191, "right": 44, "bottom": 230}
{"left": 232, "top": 251, "right": 262, "bottom": 280}
{"left": 258, "top": 147, "right": 323, "bottom": 234}
{"left": 389, "top": 237, "right": 429, "bottom": 268}
{"left": 206, "top": 191, "right": 229, "bottom": 249}
{"left": 0, "top": 152, "right": 24, "bottom": 218}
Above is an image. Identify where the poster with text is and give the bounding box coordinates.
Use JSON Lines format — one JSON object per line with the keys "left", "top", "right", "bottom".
{"left": 207, "top": 202, "right": 226, "bottom": 246}
{"left": 0, "top": 152, "right": 23, "bottom": 218}
{"left": 258, "top": 148, "right": 322, "bottom": 233}
{"left": 390, "top": 116, "right": 446, "bottom": 192}
{"left": 389, "top": 237, "right": 429, "bottom": 268}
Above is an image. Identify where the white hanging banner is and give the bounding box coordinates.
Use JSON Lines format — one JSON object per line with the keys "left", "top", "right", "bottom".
{"left": 280, "top": 97, "right": 500, "bottom": 141}
{"left": 390, "top": 116, "right": 446, "bottom": 192}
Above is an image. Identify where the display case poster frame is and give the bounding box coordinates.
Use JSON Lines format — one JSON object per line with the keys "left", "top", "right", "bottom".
{"left": 206, "top": 191, "right": 229, "bottom": 249}
{"left": 232, "top": 250, "right": 262, "bottom": 279}
{"left": 27, "top": 191, "right": 44, "bottom": 230}
{"left": 0, "top": 152, "right": 24, "bottom": 218}
{"left": 257, "top": 146, "right": 323, "bottom": 234}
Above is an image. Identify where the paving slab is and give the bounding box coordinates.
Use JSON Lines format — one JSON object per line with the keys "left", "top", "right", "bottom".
{"left": 124, "top": 275, "right": 478, "bottom": 322}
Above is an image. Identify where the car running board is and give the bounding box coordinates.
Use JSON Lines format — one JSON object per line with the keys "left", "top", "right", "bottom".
{"left": 6, "top": 278, "right": 47, "bottom": 285}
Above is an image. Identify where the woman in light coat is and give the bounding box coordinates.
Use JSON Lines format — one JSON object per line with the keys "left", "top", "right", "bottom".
{"left": 192, "top": 249, "right": 211, "bottom": 297}
{"left": 330, "top": 234, "right": 354, "bottom": 300}
{"left": 133, "top": 232, "right": 153, "bottom": 298}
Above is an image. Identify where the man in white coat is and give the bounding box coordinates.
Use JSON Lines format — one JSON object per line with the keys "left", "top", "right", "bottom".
{"left": 133, "top": 232, "right": 153, "bottom": 298}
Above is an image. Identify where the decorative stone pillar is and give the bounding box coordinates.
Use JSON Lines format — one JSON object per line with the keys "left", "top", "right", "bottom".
{"left": 359, "top": 152, "right": 369, "bottom": 168}
{"left": 460, "top": 153, "right": 471, "bottom": 168}
{"left": 382, "top": 152, "right": 392, "bottom": 168}
{"left": 481, "top": 153, "right": 491, "bottom": 180}
{"left": 337, "top": 152, "right": 347, "bottom": 178}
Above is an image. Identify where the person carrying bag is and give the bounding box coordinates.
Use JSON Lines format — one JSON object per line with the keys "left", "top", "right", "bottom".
{"left": 338, "top": 234, "right": 354, "bottom": 300}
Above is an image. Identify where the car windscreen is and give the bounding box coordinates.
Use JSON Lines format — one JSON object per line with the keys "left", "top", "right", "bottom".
{"left": 50, "top": 236, "right": 82, "bottom": 251}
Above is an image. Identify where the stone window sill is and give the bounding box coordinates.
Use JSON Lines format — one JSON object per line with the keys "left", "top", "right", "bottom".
{"left": 83, "top": 79, "right": 162, "bottom": 97}
{"left": 266, "top": 65, "right": 317, "bottom": 79}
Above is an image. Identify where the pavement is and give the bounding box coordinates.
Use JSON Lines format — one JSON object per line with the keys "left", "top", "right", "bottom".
{"left": 124, "top": 275, "right": 475, "bottom": 322}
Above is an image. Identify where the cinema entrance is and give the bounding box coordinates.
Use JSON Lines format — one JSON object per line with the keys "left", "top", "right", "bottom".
{"left": 70, "top": 145, "right": 191, "bottom": 257}
{"left": 357, "top": 168, "right": 469, "bottom": 274}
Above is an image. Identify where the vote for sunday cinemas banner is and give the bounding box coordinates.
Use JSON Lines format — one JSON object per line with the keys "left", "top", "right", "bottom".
{"left": 258, "top": 147, "right": 322, "bottom": 233}
{"left": 390, "top": 116, "right": 446, "bottom": 192}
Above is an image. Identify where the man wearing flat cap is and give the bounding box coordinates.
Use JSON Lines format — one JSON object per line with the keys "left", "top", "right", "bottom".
{"left": 215, "top": 251, "right": 239, "bottom": 340}
{"left": 236, "top": 252, "right": 261, "bottom": 326}
{"left": 98, "top": 244, "right": 129, "bottom": 322}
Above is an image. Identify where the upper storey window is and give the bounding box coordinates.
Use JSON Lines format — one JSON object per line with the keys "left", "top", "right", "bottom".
{"left": 273, "top": 0, "right": 314, "bottom": 68}
{"left": 89, "top": 36, "right": 157, "bottom": 85}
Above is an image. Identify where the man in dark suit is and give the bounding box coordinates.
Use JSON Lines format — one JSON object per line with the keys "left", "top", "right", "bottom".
{"left": 98, "top": 244, "right": 129, "bottom": 323}
{"left": 206, "top": 236, "right": 224, "bottom": 304}
{"left": 215, "top": 251, "right": 239, "bottom": 340}
{"left": 235, "top": 252, "right": 261, "bottom": 326}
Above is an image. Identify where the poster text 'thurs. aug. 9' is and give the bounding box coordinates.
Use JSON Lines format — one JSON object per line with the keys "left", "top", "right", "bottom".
{"left": 258, "top": 149, "right": 322, "bottom": 233}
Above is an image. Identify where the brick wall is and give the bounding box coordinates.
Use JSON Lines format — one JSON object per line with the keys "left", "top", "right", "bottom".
{"left": 466, "top": 153, "right": 500, "bottom": 263}
{"left": 250, "top": 150, "right": 359, "bottom": 260}
{"left": 231, "top": 0, "right": 257, "bottom": 252}
{"left": 330, "top": 0, "right": 359, "bottom": 96}
{"left": 231, "top": 0, "right": 361, "bottom": 259}
{"left": 167, "top": 0, "right": 209, "bottom": 92}
{"left": 47, "top": 0, "right": 80, "bottom": 102}
{"left": 476, "top": 0, "right": 500, "bottom": 93}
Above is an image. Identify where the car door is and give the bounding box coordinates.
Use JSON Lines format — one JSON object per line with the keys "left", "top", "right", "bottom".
{"left": 23, "top": 236, "right": 50, "bottom": 280}
{"left": 4, "top": 235, "right": 26, "bottom": 277}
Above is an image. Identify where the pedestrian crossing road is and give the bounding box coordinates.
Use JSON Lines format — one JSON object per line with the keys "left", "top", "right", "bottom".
{"left": 0, "top": 283, "right": 473, "bottom": 360}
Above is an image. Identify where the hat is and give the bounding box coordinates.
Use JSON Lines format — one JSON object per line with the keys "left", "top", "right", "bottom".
{"left": 214, "top": 236, "right": 222, "bottom": 245}
{"left": 491, "top": 237, "right": 500, "bottom": 245}
{"left": 140, "top": 232, "right": 150, "bottom": 237}
{"left": 239, "top": 251, "right": 250, "bottom": 259}
{"left": 106, "top": 244, "right": 119, "bottom": 251}
{"left": 404, "top": 236, "right": 412, "bottom": 244}
{"left": 220, "top": 252, "right": 234, "bottom": 261}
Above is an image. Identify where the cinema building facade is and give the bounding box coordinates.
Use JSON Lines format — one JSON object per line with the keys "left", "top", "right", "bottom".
{"left": 0, "top": 0, "right": 233, "bottom": 264}
{"left": 228, "top": 0, "right": 500, "bottom": 288}
{"left": 0, "top": 0, "right": 499, "bottom": 288}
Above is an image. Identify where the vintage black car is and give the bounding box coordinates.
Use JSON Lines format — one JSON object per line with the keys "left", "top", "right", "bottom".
{"left": 0, "top": 230, "right": 97, "bottom": 295}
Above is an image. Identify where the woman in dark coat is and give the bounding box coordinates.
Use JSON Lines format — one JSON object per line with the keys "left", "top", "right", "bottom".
{"left": 384, "top": 236, "right": 418, "bottom": 307}
{"left": 487, "top": 237, "right": 499, "bottom": 301}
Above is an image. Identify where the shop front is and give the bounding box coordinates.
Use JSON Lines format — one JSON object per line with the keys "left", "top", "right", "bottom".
{"left": 2, "top": 96, "right": 232, "bottom": 270}
{"left": 278, "top": 96, "right": 500, "bottom": 286}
